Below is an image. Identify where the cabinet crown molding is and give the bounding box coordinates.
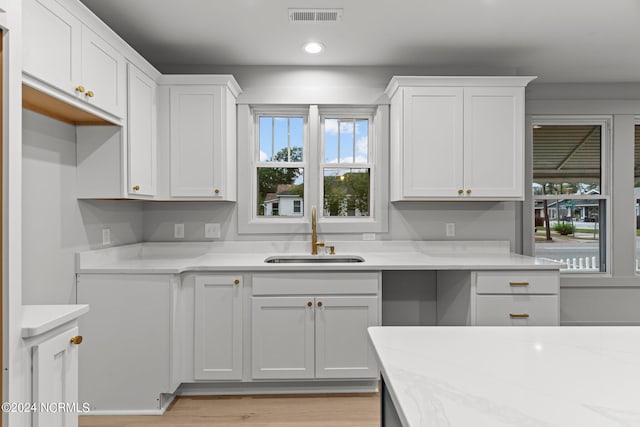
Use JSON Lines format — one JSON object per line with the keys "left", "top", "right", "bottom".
{"left": 158, "top": 74, "right": 242, "bottom": 97}
{"left": 384, "top": 76, "right": 537, "bottom": 98}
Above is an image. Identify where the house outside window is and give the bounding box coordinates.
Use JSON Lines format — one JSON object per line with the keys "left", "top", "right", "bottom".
{"left": 532, "top": 118, "right": 610, "bottom": 273}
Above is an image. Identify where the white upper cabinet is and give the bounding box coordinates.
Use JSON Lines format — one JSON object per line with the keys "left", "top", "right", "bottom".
{"left": 127, "top": 64, "right": 157, "bottom": 197}
{"left": 162, "top": 76, "right": 241, "bottom": 200}
{"left": 386, "top": 76, "right": 535, "bottom": 201}
{"left": 80, "top": 25, "right": 127, "bottom": 117}
{"left": 23, "top": 0, "right": 81, "bottom": 94}
{"left": 23, "top": 0, "right": 126, "bottom": 120}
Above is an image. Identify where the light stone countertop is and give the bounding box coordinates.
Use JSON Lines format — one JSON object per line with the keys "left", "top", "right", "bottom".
{"left": 76, "top": 241, "right": 562, "bottom": 274}
{"left": 369, "top": 326, "right": 640, "bottom": 427}
{"left": 22, "top": 304, "right": 90, "bottom": 338}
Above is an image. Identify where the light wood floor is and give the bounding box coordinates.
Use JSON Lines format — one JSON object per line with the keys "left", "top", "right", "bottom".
{"left": 79, "top": 393, "right": 380, "bottom": 427}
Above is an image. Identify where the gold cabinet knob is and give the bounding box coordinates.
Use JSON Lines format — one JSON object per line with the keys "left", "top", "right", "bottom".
{"left": 466, "top": 189, "right": 472, "bottom": 195}
{"left": 317, "top": 301, "right": 323, "bottom": 308}
{"left": 132, "top": 185, "right": 140, "bottom": 191}
{"left": 70, "top": 336, "right": 83, "bottom": 345}
{"left": 307, "top": 301, "right": 313, "bottom": 307}
{"left": 214, "top": 189, "right": 220, "bottom": 194}
{"left": 234, "top": 279, "right": 240, "bottom": 285}
{"left": 75, "top": 85, "right": 85, "bottom": 93}
{"left": 458, "top": 189, "right": 463, "bottom": 195}
{"left": 86, "top": 90, "right": 95, "bottom": 98}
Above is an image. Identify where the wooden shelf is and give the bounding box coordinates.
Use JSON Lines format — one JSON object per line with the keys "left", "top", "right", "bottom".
{"left": 22, "top": 84, "right": 112, "bottom": 126}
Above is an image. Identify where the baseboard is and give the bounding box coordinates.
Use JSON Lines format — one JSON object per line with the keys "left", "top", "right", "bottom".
{"left": 176, "top": 379, "right": 379, "bottom": 396}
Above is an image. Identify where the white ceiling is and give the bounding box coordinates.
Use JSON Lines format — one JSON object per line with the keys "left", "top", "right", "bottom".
{"left": 79, "top": 0, "right": 640, "bottom": 83}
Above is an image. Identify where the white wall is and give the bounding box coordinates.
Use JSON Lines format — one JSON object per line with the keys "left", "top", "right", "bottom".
{"left": 22, "top": 110, "right": 144, "bottom": 304}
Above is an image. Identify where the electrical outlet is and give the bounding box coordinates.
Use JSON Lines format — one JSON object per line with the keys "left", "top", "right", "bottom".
{"left": 174, "top": 223, "right": 185, "bottom": 239}
{"left": 205, "top": 223, "right": 221, "bottom": 239}
{"left": 446, "top": 223, "right": 455, "bottom": 237}
{"left": 362, "top": 233, "right": 376, "bottom": 241}
{"left": 102, "top": 228, "right": 111, "bottom": 245}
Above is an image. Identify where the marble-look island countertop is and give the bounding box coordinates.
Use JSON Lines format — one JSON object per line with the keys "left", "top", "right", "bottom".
{"left": 368, "top": 326, "right": 640, "bottom": 427}
{"left": 76, "top": 241, "right": 562, "bottom": 273}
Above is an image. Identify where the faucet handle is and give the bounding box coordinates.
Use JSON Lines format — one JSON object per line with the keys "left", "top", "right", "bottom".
{"left": 327, "top": 245, "right": 335, "bottom": 255}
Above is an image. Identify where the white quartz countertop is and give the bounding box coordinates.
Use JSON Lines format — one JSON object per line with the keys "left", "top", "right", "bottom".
{"left": 368, "top": 326, "right": 640, "bottom": 427}
{"left": 22, "top": 304, "right": 90, "bottom": 338}
{"left": 76, "top": 241, "right": 562, "bottom": 273}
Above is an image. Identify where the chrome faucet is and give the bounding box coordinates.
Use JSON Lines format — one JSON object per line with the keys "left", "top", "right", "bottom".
{"left": 311, "top": 206, "right": 324, "bottom": 255}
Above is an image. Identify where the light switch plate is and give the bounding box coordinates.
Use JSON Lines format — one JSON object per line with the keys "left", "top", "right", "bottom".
{"left": 446, "top": 223, "right": 455, "bottom": 237}
{"left": 174, "top": 223, "right": 185, "bottom": 239}
{"left": 102, "top": 228, "right": 111, "bottom": 245}
{"left": 205, "top": 223, "right": 221, "bottom": 239}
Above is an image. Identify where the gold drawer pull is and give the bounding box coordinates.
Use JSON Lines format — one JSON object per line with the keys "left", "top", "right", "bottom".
{"left": 466, "top": 189, "right": 471, "bottom": 195}
{"left": 307, "top": 301, "right": 313, "bottom": 307}
{"left": 70, "top": 336, "right": 83, "bottom": 345}
{"left": 75, "top": 85, "right": 85, "bottom": 93}
{"left": 132, "top": 185, "right": 140, "bottom": 191}
{"left": 458, "top": 189, "right": 463, "bottom": 195}
{"left": 509, "top": 313, "right": 530, "bottom": 319}
{"left": 234, "top": 279, "right": 240, "bottom": 285}
{"left": 509, "top": 281, "right": 529, "bottom": 287}
{"left": 86, "top": 90, "right": 95, "bottom": 98}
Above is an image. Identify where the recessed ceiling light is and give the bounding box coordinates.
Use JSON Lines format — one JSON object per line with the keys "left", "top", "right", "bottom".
{"left": 303, "top": 42, "right": 324, "bottom": 54}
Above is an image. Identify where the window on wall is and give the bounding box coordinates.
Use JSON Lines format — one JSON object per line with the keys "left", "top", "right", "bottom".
{"left": 256, "top": 114, "right": 306, "bottom": 218}
{"left": 532, "top": 120, "right": 609, "bottom": 273}
{"left": 238, "top": 105, "right": 388, "bottom": 234}
{"left": 635, "top": 124, "right": 640, "bottom": 272}
{"left": 321, "top": 116, "right": 372, "bottom": 217}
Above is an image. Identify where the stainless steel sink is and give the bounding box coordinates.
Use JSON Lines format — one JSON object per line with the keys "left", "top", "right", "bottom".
{"left": 264, "top": 255, "right": 365, "bottom": 264}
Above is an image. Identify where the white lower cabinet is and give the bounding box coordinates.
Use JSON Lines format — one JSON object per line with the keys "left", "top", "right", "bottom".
{"left": 32, "top": 326, "right": 81, "bottom": 427}
{"left": 437, "top": 270, "right": 560, "bottom": 326}
{"left": 314, "top": 296, "right": 379, "bottom": 379}
{"left": 194, "top": 275, "right": 243, "bottom": 380}
{"left": 77, "top": 274, "right": 179, "bottom": 412}
{"left": 251, "top": 273, "right": 380, "bottom": 380}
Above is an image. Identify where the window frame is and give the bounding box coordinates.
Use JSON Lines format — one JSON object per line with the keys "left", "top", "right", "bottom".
{"left": 237, "top": 104, "right": 389, "bottom": 235}
{"left": 530, "top": 116, "right": 612, "bottom": 276}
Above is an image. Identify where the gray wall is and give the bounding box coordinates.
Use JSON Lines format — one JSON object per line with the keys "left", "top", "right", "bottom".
{"left": 22, "top": 110, "right": 144, "bottom": 304}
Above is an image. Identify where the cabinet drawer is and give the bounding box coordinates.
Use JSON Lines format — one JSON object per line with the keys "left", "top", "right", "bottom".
{"left": 475, "top": 271, "right": 558, "bottom": 295}
{"left": 475, "top": 295, "right": 559, "bottom": 326}
{"left": 253, "top": 272, "right": 379, "bottom": 296}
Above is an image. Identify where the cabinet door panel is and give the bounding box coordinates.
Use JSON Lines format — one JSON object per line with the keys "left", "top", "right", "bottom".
{"left": 463, "top": 87, "right": 523, "bottom": 198}
{"left": 127, "top": 64, "right": 157, "bottom": 197}
{"left": 315, "top": 296, "right": 378, "bottom": 379}
{"left": 23, "top": 0, "right": 81, "bottom": 94}
{"left": 32, "top": 327, "right": 79, "bottom": 427}
{"left": 194, "top": 276, "right": 242, "bottom": 380}
{"left": 81, "top": 26, "right": 126, "bottom": 117}
{"left": 403, "top": 87, "right": 463, "bottom": 198}
{"left": 251, "top": 297, "right": 314, "bottom": 379}
{"left": 170, "top": 86, "right": 223, "bottom": 197}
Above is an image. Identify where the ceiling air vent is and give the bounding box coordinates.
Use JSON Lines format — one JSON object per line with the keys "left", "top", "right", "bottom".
{"left": 289, "top": 8, "right": 343, "bottom": 23}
